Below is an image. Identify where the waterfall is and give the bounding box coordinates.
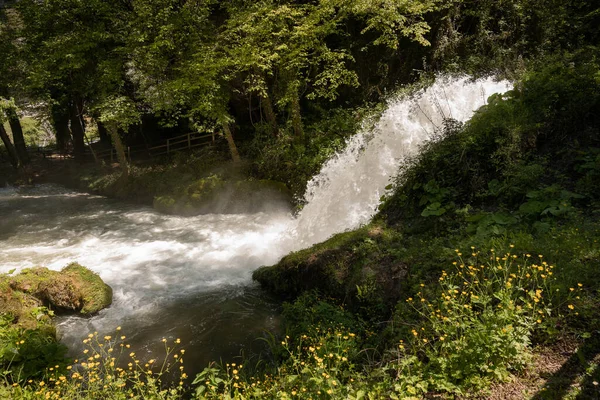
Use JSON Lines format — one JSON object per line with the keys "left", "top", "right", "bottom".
{"left": 0, "top": 75, "right": 511, "bottom": 375}
{"left": 291, "top": 76, "right": 512, "bottom": 246}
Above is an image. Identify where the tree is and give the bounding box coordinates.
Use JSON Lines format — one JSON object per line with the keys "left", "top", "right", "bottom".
{"left": 0, "top": 98, "right": 29, "bottom": 164}
{"left": 96, "top": 96, "right": 140, "bottom": 179}
{"left": 218, "top": 0, "right": 443, "bottom": 140}
{"left": 16, "top": 0, "right": 131, "bottom": 161}
{"left": 0, "top": 122, "right": 20, "bottom": 168}
{"left": 0, "top": 5, "right": 29, "bottom": 164}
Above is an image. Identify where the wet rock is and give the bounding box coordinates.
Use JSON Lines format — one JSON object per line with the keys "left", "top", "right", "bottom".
{"left": 253, "top": 222, "right": 411, "bottom": 316}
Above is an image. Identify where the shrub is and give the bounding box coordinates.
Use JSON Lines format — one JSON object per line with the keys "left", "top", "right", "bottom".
{"left": 194, "top": 328, "right": 362, "bottom": 399}
{"left": 0, "top": 311, "right": 66, "bottom": 383}
{"left": 389, "top": 248, "right": 582, "bottom": 395}
{"left": 3, "top": 329, "right": 187, "bottom": 399}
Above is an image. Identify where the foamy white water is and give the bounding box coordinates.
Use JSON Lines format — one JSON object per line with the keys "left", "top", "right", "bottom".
{"left": 0, "top": 76, "right": 511, "bottom": 373}
{"left": 294, "top": 76, "right": 512, "bottom": 246}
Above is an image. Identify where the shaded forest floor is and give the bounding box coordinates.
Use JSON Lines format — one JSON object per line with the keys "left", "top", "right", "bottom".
{"left": 488, "top": 335, "right": 600, "bottom": 399}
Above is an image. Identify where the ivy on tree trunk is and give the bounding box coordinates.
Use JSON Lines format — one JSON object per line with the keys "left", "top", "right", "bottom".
{"left": 291, "top": 89, "right": 303, "bottom": 139}
{"left": 107, "top": 124, "right": 128, "bottom": 179}
{"left": 261, "top": 94, "right": 279, "bottom": 137}
{"left": 6, "top": 108, "right": 29, "bottom": 164}
{"left": 221, "top": 121, "right": 241, "bottom": 163}
{"left": 0, "top": 123, "right": 20, "bottom": 168}
{"left": 70, "top": 101, "right": 86, "bottom": 162}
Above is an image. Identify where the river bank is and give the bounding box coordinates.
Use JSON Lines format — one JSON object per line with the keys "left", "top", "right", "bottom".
{"left": 1, "top": 145, "right": 294, "bottom": 217}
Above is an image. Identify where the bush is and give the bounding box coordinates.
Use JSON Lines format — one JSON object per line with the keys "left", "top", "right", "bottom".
{"left": 194, "top": 327, "right": 363, "bottom": 399}
{"left": 4, "top": 329, "right": 187, "bottom": 399}
{"left": 382, "top": 52, "right": 600, "bottom": 231}
{"left": 388, "top": 248, "right": 583, "bottom": 395}
{"left": 0, "top": 312, "right": 66, "bottom": 383}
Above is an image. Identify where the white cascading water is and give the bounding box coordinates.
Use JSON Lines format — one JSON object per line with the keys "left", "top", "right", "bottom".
{"left": 294, "top": 76, "right": 512, "bottom": 246}
{"left": 0, "top": 76, "right": 511, "bottom": 375}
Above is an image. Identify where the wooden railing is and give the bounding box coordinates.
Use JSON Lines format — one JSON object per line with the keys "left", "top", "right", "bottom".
{"left": 28, "top": 132, "right": 218, "bottom": 163}
{"left": 89, "top": 132, "right": 218, "bottom": 162}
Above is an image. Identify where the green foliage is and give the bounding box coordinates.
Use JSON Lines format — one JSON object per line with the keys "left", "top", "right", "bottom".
{"left": 383, "top": 53, "right": 600, "bottom": 230}
{"left": 0, "top": 311, "right": 66, "bottom": 383}
{"left": 395, "top": 250, "right": 564, "bottom": 393}
{"left": 246, "top": 106, "right": 361, "bottom": 196}
{"left": 417, "top": 179, "right": 455, "bottom": 217}
{"left": 88, "top": 146, "right": 230, "bottom": 203}
{"left": 96, "top": 96, "right": 141, "bottom": 131}
{"left": 3, "top": 330, "right": 187, "bottom": 399}
{"left": 282, "top": 293, "right": 364, "bottom": 341}
{"left": 194, "top": 327, "right": 363, "bottom": 399}
{"left": 0, "top": 98, "right": 17, "bottom": 124}
{"left": 19, "top": 117, "right": 52, "bottom": 147}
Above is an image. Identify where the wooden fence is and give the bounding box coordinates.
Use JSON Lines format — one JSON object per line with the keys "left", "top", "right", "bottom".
{"left": 91, "top": 131, "right": 217, "bottom": 162}
{"left": 34, "top": 131, "right": 218, "bottom": 163}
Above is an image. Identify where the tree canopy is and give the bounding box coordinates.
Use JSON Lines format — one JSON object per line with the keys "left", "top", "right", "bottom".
{"left": 0, "top": 0, "right": 597, "bottom": 164}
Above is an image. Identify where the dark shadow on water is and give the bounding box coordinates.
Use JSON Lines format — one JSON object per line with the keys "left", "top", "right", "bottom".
{"left": 532, "top": 332, "right": 600, "bottom": 400}
{"left": 59, "top": 285, "right": 282, "bottom": 383}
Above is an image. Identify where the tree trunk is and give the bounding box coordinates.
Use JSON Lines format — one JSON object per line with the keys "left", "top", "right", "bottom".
{"left": 0, "top": 123, "right": 20, "bottom": 168}
{"left": 261, "top": 94, "right": 279, "bottom": 137}
{"left": 50, "top": 105, "right": 72, "bottom": 153}
{"left": 290, "top": 89, "right": 303, "bottom": 138}
{"left": 97, "top": 120, "right": 111, "bottom": 147}
{"left": 221, "top": 121, "right": 241, "bottom": 163}
{"left": 6, "top": 108, "right": 29, "bottom": 164}
{"left": 70, "top": 101, "right": 86, "bottom": 161}
{"left": 107, "top": 124, "right": 128, "bottom": 179}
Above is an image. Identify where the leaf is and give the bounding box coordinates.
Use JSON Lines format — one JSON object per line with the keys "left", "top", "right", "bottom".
{"left": 422, "top": 202, "right": 446, "bottom": 216}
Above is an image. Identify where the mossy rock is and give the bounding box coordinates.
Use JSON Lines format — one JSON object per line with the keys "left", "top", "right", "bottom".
{"left": 0, "top": 279, "right": 47, "bottom": 330}
{"left": 153, "top": 195, "right": 177, "bottom": 214}
{"left": 61, "top": 263, "right": 113, "bottom": 314}
{"left": 253, "top": 223, "right": 407, "bottom": 312}
{"left": 4, "top": 263, "right": 112, "bottom": 315}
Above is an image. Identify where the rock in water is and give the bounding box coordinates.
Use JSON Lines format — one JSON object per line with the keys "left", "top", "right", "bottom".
{"left": 4, "top": 263, "right": 112, "bottom": 316}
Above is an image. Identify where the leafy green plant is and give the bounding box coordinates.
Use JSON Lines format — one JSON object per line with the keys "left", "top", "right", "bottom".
{"left": 392, "top": 248, "right": 583, "bottom": 395}
{"left": 194, "top": 328, "right": 362, "bottom": 399}
{"left": 0, "top": 310, "right": 66, "bottom": 383}
{"left": 417, "top": 179, "right": 455, "bottom": 217}
{"left": 4, "top": 329, "right": 187, "bottom": 399}
{"left": 518, "top": 185, "right": 584, "bottom": 220}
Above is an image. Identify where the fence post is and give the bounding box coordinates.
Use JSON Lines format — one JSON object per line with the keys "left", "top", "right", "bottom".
{"left": 111, "top": 148, "right": 114, "bottom": 163}
{"left": 212, "top": 132, "right": 215, "bottom": 143}
{"left": 187, "top": 133, "right": 191, "bottom": 149}
{"left": 128, "top": 146, "right": 131, "bottom": 162}
{"left": 167, "top": 139, "right": 170, "bottom": 154}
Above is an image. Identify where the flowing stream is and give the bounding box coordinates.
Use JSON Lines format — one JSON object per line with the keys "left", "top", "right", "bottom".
{"left": 0, "top": 76, "right": 511, "bottom": 377}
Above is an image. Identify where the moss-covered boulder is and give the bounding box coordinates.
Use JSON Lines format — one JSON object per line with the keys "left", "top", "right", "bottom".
{"left": 0, "top": 279, "right": 48, "bottom": 330}
{"left": 0, "top": 263, "right": 110, "bottom": 381}
{"left": 253, "top": 223, "right": 408, "bottom": 311}
{"left": 4, "top": 263, "right": 112, "bottom": 315}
